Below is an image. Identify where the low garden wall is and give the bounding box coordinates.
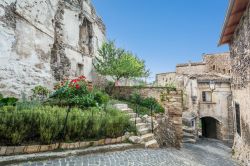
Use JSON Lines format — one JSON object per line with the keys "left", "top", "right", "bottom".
{"left": 112, "top": 86, "right": 183, "bottom": 148}
{"left": 0, "top": 135, "right": 129, "bottom": 156}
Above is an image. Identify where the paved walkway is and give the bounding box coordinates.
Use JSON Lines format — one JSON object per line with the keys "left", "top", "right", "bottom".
{"left": 9, "top": 139, "right": 239, "bottom": 166}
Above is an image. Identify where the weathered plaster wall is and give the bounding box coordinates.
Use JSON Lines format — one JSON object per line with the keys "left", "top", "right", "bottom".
{"left": 0, "top": 0, "right": 106, "bottom": 98}
{"left": 197, "top": 82, "right": 233, "bottom": 144}
{"left": 229, "top": 5, "right": 250, "bottom": 165}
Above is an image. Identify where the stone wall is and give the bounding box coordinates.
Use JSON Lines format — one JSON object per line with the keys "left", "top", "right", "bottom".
{"left": 176, "top": 62, "right": 206, "bottom": 75}
{"left": 113, "top": 86, "right": 183, "bottom": 148}
{"left": 203, "top": 52, "right": 231, "bottom": 76}
{"left": 0, "top": 0, "right": 106, "bottom": 98}
{"left": 229, "top": 4, "right": 250, "bottom": 165}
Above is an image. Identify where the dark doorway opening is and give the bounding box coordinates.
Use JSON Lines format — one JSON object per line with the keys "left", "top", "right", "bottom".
{"left": 201, "top": 117, "right": 219, "bottom": 139}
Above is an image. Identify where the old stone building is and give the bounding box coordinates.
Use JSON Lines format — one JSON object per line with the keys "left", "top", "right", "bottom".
{"left": 0, "top": 0, "right": 106, "bottom": 97}
{"left": 155, "top": 52, "right": 234, "bottom": 145}
{"left": 219, "top": 0, "right": 250, "bottom": 164}
{"left": 155, "top": 72, "right": 177, "bottom": 87}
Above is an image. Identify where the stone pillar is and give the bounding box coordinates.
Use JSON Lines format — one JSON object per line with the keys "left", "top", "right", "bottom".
{"left": 163, "top": 91, "right": 183, "bottom": 148}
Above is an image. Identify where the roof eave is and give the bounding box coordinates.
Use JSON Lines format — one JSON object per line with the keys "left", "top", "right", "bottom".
{"left": 218, "top": 0, "right": 235, "bottom": 46}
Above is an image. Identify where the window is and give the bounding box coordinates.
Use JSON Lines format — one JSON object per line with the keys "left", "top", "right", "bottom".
{"left": 235, "top": 103, "right": 241, "bottom": 136}
{"left": 223, "top": 69, "right": 226, "bottom": 74}
{"left": 202, "top": 91, "right": 212, "bottom": 102}
{"left": 76, "top": 63, "right": 84, "bottom": 76}
{"left": 213, "top": 65, "right": 216, "bottom": 70}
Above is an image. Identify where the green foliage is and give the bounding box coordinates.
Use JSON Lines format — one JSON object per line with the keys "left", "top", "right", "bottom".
{"left": 104, "top": 81, "right": 115, "bottom": 95}
{"left": 165, "top": 83, "right": 177, "bottom": 92}
{"left": 94, "top": 41, "right": 149, "bottom": 82}
{"left": 0, "top": 97, "right": 18, "bottom": 107}
{"left": 16, "top": 100, "right": 42, "bottom": 111}
{"left": 93, "top": 90, "right": 109, "bottom": 106}
{"left": 0, "top": 105, "right": 134, "bottom": 145}
{"left": 31, "top": 85, "right": 50, "bottom": 101}
{"left": 127, "top": 93, "right": 164, "bottom": 115}
{"left": 0, "top": 93, "right": 3, "bottom": 100}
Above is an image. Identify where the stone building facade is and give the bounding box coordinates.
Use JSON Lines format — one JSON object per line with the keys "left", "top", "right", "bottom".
{"left": 0, "top": 0, "right": 106, "bottom": 97}
{"left": 203, "top": 53, "right": 232, "bottom": 76}
{"left": 219, "top": 0, "right": 250, "bottom": 164}
{"left": 155, "top": 72, "right": 177, "bottom": 87}
{"left": 155, "top": 52, "right": 234, "bottom": 145}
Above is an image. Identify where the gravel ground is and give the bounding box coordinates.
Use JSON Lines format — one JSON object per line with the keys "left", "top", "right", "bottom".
{"left": 9, "top": 139, "right": 239, "bottom": 166}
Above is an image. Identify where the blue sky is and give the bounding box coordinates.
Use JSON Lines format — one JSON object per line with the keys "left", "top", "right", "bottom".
{"left": 92, "top": 0, "right": 229, "bottom": 81}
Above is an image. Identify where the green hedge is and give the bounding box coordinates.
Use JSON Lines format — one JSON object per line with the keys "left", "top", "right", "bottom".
{"left": 0, "top": 106, "right": 135, "bottom": 146}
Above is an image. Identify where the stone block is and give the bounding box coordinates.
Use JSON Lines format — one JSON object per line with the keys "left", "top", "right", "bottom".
{"left": 111, "top": 138, "right": 117, "bottom": 144}
{"left": 60, "top": 143, "right": 69, "bottom": 149}
{"left": 121, "top": 136, "right": 126, "bottom": 142}
{"left": 0, "top": 147, "right": 7, "bottom": 155}
{"left": 5, "top": 146, "right": 15, "bottom": 155}
{"left": 85, "top": 142, "right": 91, "bottom": 147}
{"left": 79, "top": 142, "right": 88, "bottom": 148}
{"left": 68, "top": 143, "right": 78, "bottom": 149}
{"left": 40, "top": 145, "right": 50, "bottom": 152}
{"left": 14, "top": 146, "right": 25, "bottom": 154}
{"left": 47, "top": 144, "right": 57, "bottom": 150}
{"left": 93, "top": 141, "right": 99, "bottom": 146}
{"left": 105, "top": 138, "right": 112, "bottom": 144}
{"left": 128, "top": 136, "right": 142, "bottom": 144}
{"left": 25, "top": 145, "right": 40, "bottom": 154}
{"left": 98, "top": 139, "right": 105, "bottom": 146}
{"left": 116, "top": 137, "right": 122, "bottom": 143}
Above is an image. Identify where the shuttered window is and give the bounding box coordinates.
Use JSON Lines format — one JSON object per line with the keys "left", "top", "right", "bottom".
{"left": 202, "top": 91, "right": 212, "bottom": 102}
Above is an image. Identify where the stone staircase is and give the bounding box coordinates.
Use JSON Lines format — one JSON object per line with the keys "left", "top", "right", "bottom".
{"left": 182, "top": 126, "right": 196, "bottom": 144}
{"left": 114, "top": 104, "right": 159, "bottom": 148}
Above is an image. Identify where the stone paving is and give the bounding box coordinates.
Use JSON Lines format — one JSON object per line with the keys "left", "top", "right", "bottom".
{"left": 9, "top": 139, "right": 239, "bottom": 166}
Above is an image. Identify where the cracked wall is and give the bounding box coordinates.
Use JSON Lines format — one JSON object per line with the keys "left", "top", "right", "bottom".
{"left": 0, "top": 0, "right": 106, "bottom": 97}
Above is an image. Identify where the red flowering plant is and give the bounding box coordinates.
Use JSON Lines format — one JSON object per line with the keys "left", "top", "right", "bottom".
{"left": 50, "top": 76, "right": 97, "bottom": 108}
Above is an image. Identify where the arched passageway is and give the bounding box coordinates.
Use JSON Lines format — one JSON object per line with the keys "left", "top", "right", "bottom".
{"left": 200, "top": 117, "right": 220, "bottom": 139}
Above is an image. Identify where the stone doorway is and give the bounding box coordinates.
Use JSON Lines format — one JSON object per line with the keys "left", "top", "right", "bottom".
{"left": 201, "top": 117, "right": 220, "bottom": 139}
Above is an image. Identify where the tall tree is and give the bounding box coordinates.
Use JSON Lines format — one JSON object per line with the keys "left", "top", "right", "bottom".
{"left": 93, "top": 41, "right": 149, "bottom": 84}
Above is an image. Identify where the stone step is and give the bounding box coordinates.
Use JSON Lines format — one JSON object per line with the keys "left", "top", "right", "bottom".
{"left": 121, "top": 108, "right": 133, "bottom": 113}
{"left": 182, "top": 127, "right": 195, "bottom": 134}
{"left": 141, "top": 133, "right": 154, "bottom": 142}
{"left": 136, "top": 123, "right": 147, "bottom": 130}
{"left": 128, "top": 112, "right": 137, "bottom": 118}
{"left": 114, "top": 104, "right": 128, "bottom": 110}
{"left": 183, "top": 132, "right": 195, "bottom": 139}
{"left": 183, "top": 138, "right": 196, "bottom": 144}
{"left": 130, "top": 117, "right": 142, "bottom": 123}
{"left": 138, "top": 127, "right": 151, "bottom": 135}
{"left": 145, "top": 139, "right": 159, "bottom": 148}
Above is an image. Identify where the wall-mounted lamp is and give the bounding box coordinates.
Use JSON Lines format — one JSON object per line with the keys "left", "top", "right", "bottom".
{"left": 209, "top": 80, "right": 216, "bottom": 91}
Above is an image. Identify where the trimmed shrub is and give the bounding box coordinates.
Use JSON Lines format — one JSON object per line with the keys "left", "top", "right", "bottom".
{"left": 0, "top": 97, "right": 18, "bottom": 107}
{"left": 0, "top": 105, "right": 134, "bottom": 146}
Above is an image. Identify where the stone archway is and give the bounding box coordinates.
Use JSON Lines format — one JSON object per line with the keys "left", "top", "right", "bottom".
{"left": 200, "top": 117, "right": 221, "bottom": 139}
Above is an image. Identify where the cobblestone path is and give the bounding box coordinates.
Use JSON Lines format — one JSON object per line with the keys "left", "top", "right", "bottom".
{"left": 11, "top": 139, "right": 239, "bottom": 166}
